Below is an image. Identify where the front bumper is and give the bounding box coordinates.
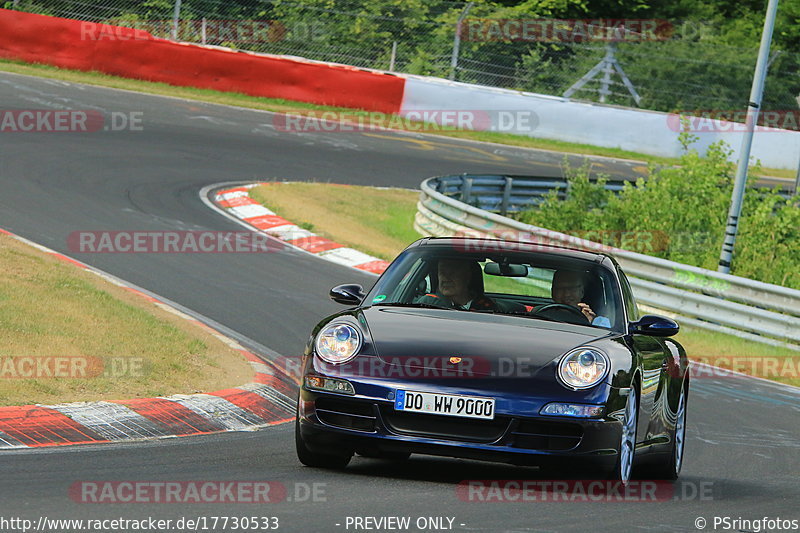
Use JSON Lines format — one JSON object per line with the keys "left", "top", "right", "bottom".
{"left": 298, "top": 385, "right": 623, "bottom": 468}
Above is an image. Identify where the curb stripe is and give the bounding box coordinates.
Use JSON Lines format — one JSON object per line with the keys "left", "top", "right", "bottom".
{"left": 228, "top": 204, "right": 271, "bottom": 219}
{"left": 213, "top": 182, "right": 390, "bottom": 276}
{"left": 114, "top": 398, "right": 226, "bottom": 435}
{"left": 167, "top": 394, "right": 268, "bottom": 430}
{"left": 267, "top": 227, "right": 315, "bottom": 242}
{"left": 246, "top": 215, "right": 291, "bottom": 230}
{"left": 218, "top": 196, "right": 258, "bottom": 208}
{"left": 0, "top": 429, "right": 29, "bottom": 449}
{"left": 212, "top": 388, "right": 294, "bottom": 423}
{"left": 287, "top": 235, "right": 343, "bottom": 254}
{"left": 0, "top": 406, "right": 108, "bottom": 447}
{"left": 317, "top": 247, "right": 378, "bottom": 267}
{"left": 45, "top": 402, "right": 172, "bottom": 441}
{"left": 353, "top": 260, "right": 391, "bottom": 273}
{"left": 237, "top": 383, "right": 296, "bottom": 414}
{"left": 253, "top": 373, "right": 277, "bottom": 385}
{"left": 263, "top": 374, "right": 297, "bottom": 399}
{"left": 216, "top": 188, "right": 249, "bottom": 200}
{"left": 238, "top": 350, "right": 265, "bottom": 364}
{"left": 249, "top": 362, "right": 275, "bottom": 375}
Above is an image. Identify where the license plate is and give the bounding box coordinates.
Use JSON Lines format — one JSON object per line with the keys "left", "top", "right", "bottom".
{"left": 394, "top": 390, "right": 495, "bottom": 420}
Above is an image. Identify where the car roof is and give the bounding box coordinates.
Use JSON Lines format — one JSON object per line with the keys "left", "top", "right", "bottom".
{"left": 408, "top": 237, "right": 614, "bottom": 266}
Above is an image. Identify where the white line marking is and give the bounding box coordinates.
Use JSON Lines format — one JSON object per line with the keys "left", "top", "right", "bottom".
{"left": 166, "top": 394, "right": 267, "bottom": 430}
{"left": 44, "top": 402, "right": 171, "bottom": 441}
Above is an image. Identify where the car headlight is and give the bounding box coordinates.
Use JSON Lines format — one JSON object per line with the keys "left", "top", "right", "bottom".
{"left": 314, "top": 323, "right": 362, "bottom": 364}
{"left": 557, "top": 347, "right": 609, "bottom": 390}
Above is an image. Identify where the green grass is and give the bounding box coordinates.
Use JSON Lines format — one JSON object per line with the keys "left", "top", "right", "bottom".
{"left": 0, "top": 58, "right": 792, "bottom": 180}
{"left": 0, "top": 234, "right": 252, "bottom": 406}
{"left": 249, "top": 182, "right": 421, "bottom": 260}
{"left": 675, "top": 326, "right": 799, "bottom": 387}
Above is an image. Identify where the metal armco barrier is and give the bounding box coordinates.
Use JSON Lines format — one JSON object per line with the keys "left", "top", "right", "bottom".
{"left": 415, "top": 174, "right": 800, "bottom": 350}
{"left": 432, "top": 173, "right": 629, "bottom": 216}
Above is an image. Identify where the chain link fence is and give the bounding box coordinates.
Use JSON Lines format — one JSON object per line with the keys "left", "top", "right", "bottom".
{"left": 7, "top": 0, "right": 800, "bottom": 117}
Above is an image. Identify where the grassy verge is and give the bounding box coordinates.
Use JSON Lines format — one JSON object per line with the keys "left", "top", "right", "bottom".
{"left": 674, "top": 327, "right": 799, "bottom": 387}
{"left": 0, "top": 58, "right": 792, "bottom": 180}
{"left": 250, "top": 182, "right": 798, "bottom": 386}
{"left": 0, "top": 234, "right": 253, "bottom": 406}
{"left": 249, "top": 182, "right": 421, "bottom": 261}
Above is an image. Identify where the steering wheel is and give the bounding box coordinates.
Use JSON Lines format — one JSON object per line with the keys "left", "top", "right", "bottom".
{"left": 532, "top": 303, "right": 589, "bottom": 323}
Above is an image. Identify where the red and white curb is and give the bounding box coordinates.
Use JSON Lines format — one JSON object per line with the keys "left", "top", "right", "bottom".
{"left": 0, "top": 227, "right": 297, "bottom": 449}
{"left": 207, "top": 183, "right": 389, "bottom": 275}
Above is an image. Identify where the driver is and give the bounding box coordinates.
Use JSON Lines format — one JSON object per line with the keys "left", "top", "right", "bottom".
{"left": 415, "top": 258, "right": 496, "bottom": 311}
{"left": 540, "top": 270, "right": 610, "bottom": 327}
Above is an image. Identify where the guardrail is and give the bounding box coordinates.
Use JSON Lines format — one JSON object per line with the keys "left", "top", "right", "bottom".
{"left": 415, "top": 174, "right": 800, "bottom": 351}
{"left": 432, "top": 174, "right": 630, "bottom": 216}
{"left": 437, "top": 173, "right": 793, "bottom": 216}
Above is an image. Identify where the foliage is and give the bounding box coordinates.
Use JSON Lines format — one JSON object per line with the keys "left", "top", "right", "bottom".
{"left": 735, "top": 191, "right": 800, "bottom": 288}
{"left": 20, "top": 0, "right": 797, "bottom": 112}
{"left": 518, "top": 138, "right": 800, "bottom": 288}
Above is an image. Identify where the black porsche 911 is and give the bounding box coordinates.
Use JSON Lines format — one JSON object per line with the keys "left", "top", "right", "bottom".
{"left": 295, "top": 237, "right": 690, "bottom": 483}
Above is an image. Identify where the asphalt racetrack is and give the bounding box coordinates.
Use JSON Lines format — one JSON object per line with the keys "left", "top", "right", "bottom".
{"left": 0, "top": 72, "right": 798, "bottom": 533}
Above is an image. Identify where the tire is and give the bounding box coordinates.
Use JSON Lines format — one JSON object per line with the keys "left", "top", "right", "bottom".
{"left": 649, "top": 385, "right": 687, "bottom": 480}
{"left": 606, "top": 387, "right": 638, "bottom": 484}
{"left": 295, "top": 418, "right": 352, "bottom": 469}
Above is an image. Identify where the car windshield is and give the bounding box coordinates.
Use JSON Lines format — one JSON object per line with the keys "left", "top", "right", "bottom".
{"left": 364, "top": 245, "right": 625, "bottom": 331}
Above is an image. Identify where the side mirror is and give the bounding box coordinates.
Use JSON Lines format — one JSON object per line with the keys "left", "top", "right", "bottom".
{"left": 630, "top": 315, "right": 679, "bottom": 337}
{"left": 329, "top": 284, "right": 365, "bottom": 306}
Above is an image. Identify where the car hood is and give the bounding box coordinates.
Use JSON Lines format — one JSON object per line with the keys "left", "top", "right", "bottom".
{"left": 362, "top": 306, "right": 615, "bottom": 377}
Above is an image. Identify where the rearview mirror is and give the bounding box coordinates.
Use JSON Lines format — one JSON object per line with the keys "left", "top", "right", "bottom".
{"left": 484, "top": 262, "right": 529, "bottom": 277}
{"left": 329, "top": 284, "right": 365, "bottom": 306}
{"left": 630, "top": 315, "right": 679, "bottom": 337}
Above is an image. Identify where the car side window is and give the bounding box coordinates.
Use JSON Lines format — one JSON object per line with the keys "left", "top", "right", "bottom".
{"left": 618, "top": 269, "right": 639, "bottom": 322}
{"left": 391, "top": 257, "right": 427, "bottom": 302}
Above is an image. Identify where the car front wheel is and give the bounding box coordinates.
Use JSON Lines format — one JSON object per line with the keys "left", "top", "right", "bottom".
{"left": 649, "top": 384, "right": 687, "bottom": 480}
{"left": 607, "top": 387, "right": 638, "bottom": 484}
{"left": 295, "top": 417, "right": 352, "bottom": 469}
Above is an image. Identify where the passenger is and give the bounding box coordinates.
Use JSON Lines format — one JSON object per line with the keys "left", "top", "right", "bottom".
{"left": 544, "top": 270, "right": 610, "bottom": 327}
{"left": 415, "top": 258, "right": 495, "bottom": 311}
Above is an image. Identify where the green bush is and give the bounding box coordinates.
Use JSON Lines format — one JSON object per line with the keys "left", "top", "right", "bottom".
{"left": 518, "top": 138, "right": 800, "bottom": 289}
{"left": 735, "top": 192, "right": 800, "bottom": 288}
